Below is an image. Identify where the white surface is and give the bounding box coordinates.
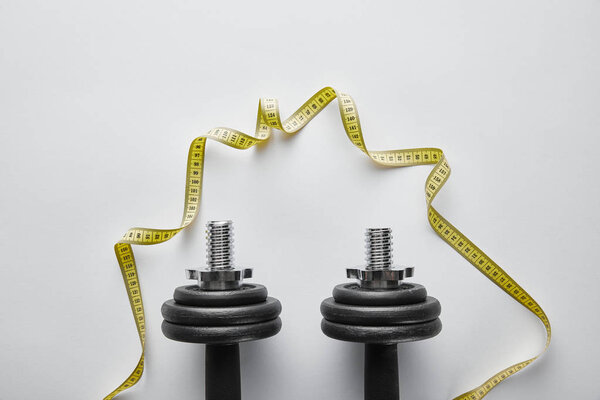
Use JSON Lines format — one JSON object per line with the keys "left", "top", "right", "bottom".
{"left": 1, "top": 1, "right": 599, "bottom": 399}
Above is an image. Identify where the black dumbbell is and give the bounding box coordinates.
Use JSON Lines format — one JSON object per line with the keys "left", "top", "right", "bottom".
{"left": 162, "top": 220, "right": 282, "bottom": 400}
{"left": 321, "top": 228, "right": 441, "bottom": 400}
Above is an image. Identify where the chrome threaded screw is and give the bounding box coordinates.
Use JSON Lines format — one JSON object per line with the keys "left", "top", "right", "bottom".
{"left": 186, "top": 220, "right": 252, "bottom": 291}
{"left": 347, "top": 227, "right": 414, "bottom": 290}
{"left": 365, "top": 228, "right": 393, "bottom": 270}
{"left": 206, "top": 220, "right": 235, "bottom": 270}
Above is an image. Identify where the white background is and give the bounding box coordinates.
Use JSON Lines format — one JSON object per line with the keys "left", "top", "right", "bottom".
{"left": 1, "top": 1, "right": 599, "bottom": 399}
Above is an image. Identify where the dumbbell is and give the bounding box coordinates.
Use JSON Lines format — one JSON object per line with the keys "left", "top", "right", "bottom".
{"left": 320, "top": 228, "right": 442, "bottom": 400}
{"left": 161, "top": 220, "right": 282, "bottom": 400}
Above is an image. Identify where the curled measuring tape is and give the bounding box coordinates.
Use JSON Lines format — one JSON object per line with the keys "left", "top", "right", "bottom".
{"left": 105, "top": 87, "right": 550, "bottom": 399}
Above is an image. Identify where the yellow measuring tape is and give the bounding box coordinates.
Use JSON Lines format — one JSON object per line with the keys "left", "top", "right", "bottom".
{"left": 105, "top": 87, "right": 550, "bottom": 399}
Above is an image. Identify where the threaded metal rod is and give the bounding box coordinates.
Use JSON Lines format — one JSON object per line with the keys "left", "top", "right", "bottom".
{"left": 206, "top": 220, "right": 234, "bottom": 270}
{"left": 365, "top": 228, "right": 393, "bottom": 270}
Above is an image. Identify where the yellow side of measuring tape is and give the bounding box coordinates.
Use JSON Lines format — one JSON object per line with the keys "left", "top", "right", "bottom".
{"left": 104, "top": 87, "right": 550, "bottom": 400}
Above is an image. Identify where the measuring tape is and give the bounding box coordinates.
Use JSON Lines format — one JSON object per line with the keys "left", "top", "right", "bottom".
{"left": 104, "top": 87, "right": 551, "bottom": 399}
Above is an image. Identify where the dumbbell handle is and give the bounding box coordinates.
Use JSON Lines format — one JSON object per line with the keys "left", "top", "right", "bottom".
{"left": 206, "top": 341, "right": 398, "bottom": 400}
{"left": 364, "top": 344, "right": 400, "bottom": 400}
{"left": 205, "top": 344, "right": 241, "bottom": 400}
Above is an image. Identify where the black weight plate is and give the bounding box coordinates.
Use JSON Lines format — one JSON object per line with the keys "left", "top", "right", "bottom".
{"left": 332, "top": 283, "right": 428, "bottom": 306}
{"left": 173, "top": 283, "right": 268, "bottom": 307}
{"left": 162, "top": 297, "right": 282, "bottom": 326}
{"left": 321, "top": 318, "right": 441, "bottom": 344}
{"left": 320, "top": 296, "right": 440, "bottom": 326}
{"left": 162, "top": 317, "right": 282, "bottom": 344}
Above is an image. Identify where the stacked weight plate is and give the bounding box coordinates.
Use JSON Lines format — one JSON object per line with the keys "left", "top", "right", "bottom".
{"left": 321, "top": 281, "right": 441, "bottom": 344}
{"left": 162, "top": 283, "right": 281, "bottom": 344}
